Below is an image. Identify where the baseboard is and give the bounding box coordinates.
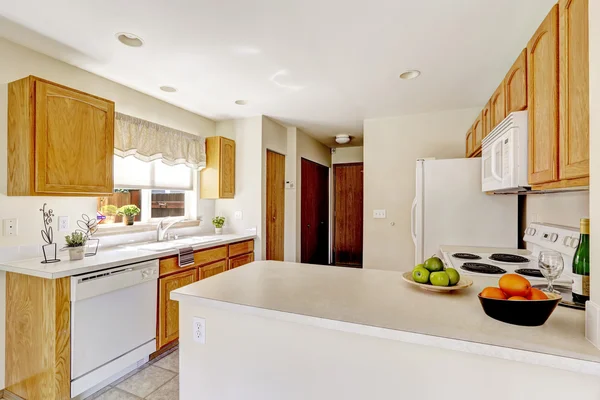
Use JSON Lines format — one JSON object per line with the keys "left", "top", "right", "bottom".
{"left": 586, "top": 300, "right": 600, "bottom": 349}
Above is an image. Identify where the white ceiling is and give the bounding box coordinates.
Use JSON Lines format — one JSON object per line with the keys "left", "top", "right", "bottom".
{"left": 0, "top": 0, "right": 556, "bottom": 146}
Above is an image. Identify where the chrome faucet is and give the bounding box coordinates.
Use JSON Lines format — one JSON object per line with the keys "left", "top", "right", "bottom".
{"left": 157, "top": 217, "right": 186, "bottom": 242}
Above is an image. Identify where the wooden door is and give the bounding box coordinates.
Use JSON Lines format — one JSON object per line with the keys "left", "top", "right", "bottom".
{"left": 528, "top": 5, "right": 559, "bottom": 185}
{"left": 473, "top": 115, "right": 483, "bottom": 151}
{"left": 334, "top": 163, "right": 363, "bottom": 266}
{"left": 220, "top": 137, "right": 236, "bottom": 198}
{"left": 35, "top": 80, "right": 114, "bottom": 194}
{"left": 229, "top": 253, "right": 254, "bottom": 269}
{"left": 490, "top": 81, "right": 506, "bottom": 128}
{"left": 505, "top": 49, "right": 528, "bottom": 113}
{"left": 301, "top": 158, "right": 330, "bottom": 265}
{"left": 559, "top": 0, "right": 589, "bottom": 180}
{"left": 200, "top": 260, "right": 227, "bottom": 279}
{"left": 266, "top": 150, "right": 285, "bottom": 260}
{"left": 465, "top": 129, "right": 473, "bottom": 157}
{"left": 482, "top": 101, "right": 492, "bottom": 139}
{"left": 158, "top": 269, "right": 197, "bottom": 349}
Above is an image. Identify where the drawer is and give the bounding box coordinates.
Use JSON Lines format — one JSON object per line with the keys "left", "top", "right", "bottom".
{"left": 228, "top": 240, "right": 254, "bottom": 258}
{"left": 194, "top": 245, "right": 227, "bottom": 266}
{"left": 199, "top": 260, "right": 227, "bottom": 280}
{"left": 228, "top": 253, "right": 254, "bottom": 270}
{"left": 159, "top": 256, "right": 195, "bottom": 277}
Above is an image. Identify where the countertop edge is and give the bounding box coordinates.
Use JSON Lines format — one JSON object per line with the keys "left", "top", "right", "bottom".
{"left": 171, "top": 290, "right": 600, "bottom": 377}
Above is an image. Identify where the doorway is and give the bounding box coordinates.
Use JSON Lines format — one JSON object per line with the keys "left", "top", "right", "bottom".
{"left": 266, "top": 150, "right": 285, "bottom": 260}
{"left": 333, "top": 163, "right": 364, "bottom": 266}
{"left": 300, "top": 158, "right": 330, "bottom": 265}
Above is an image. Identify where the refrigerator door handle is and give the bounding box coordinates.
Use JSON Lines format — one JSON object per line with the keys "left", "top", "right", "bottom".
{"left": 410, "top": 197, "right": 417, "bottom": 245}
{"left": 491, "top": 139, "right": 502, "bottom": 182}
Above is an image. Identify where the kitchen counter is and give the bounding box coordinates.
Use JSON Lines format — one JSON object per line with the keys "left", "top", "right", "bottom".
{"left": 0, "top": 233, "right": 256, "bottom": 279}
{"left": 172, "top": 261, "right": 600, "bottom": 376}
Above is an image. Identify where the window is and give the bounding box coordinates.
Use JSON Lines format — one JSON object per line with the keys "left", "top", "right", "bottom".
{"left": 97, "top": 156, "right": 198, "bottom": 225}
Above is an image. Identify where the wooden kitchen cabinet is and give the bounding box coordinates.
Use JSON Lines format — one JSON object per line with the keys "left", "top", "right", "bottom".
{"left": 158, "top": 268, "right": 198, "bottom": 349}
{"left": 490, "top": 81, "right": 506, "bottom": 129}
{"left": 8, "top": 76, "right": 114, "bottom": 196}
{"left": 527, "top": 5, "right": 560, "bottom": 186}
{"left": 472, "top": 114, "right": 484, "bottom": 152}
{"left": 200, "top": 136, "right": 236, "bottom": 199}
{"left": 465, "top": 129, "right": 474, "bottom": 157}
{"left": 200, "top": 260, "right": 227, "bottom": 279}
{"left": 505, "top": 49, "right": 528, "bottom": 114}
{"left": 482, "top": 101, "right": 492, "bottom": 139}
{"left": 229, "top": 253, "right": 255, "bottom": 270}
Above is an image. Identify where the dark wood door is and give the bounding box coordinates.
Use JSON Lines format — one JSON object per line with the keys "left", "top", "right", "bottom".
{"left": 301, "top": 158, "right": 329, "bottom": 265}
{"left": 334, "top": 163, "right": 363, "bottom": 266}
{"left": 266, "top": 150, "right": 285, "bottom": 260}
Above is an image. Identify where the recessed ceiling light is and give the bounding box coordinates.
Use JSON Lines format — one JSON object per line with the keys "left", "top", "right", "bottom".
{"left": 160, "top": 86, "right": 177, "bottom": 93}
{"left": 235, "top": 100, "right": 248, "bottom": 106}
{"left": 335, "top": 134, "right": 351, "bottom": 145}
{"left": 399, "top": 70, "right": 421, "bottom": 80}
{"left": 116, "top": 32, "right": 144, "bottom": 47}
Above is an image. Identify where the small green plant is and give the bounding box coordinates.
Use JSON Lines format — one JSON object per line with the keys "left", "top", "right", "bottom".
{"left": 100, "top": 204, "right": 118, "bottom": 216}
{"left": 65, "top": 231, "right": 87, "bottom": 248}
{"left": 212, "top": 216, "right": 226, "bottom": 228}
{"left": 117, "top": 205, "right": 141, "bottom": 217}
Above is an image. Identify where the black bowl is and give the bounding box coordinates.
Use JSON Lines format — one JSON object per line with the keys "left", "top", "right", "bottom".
{"left": 477, "top": 292, "right": 562, "bottom": 326}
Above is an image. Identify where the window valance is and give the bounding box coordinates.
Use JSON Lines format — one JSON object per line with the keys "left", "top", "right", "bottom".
{"left": 114, "top": 112, "right": 206, "bottom": 169}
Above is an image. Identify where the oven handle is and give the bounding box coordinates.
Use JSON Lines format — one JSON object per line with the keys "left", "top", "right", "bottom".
{"left": 490, "top": 139, "right": 502, "bottom": 182}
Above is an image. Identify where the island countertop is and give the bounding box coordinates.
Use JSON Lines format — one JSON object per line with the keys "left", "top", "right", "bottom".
{"left": 171, "top": 261, "right": 600, "bottom": 376}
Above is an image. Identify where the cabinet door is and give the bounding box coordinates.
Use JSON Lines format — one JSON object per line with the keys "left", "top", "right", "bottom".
{"left": 465, "top": 129, "right": 473, "bottom": 157}
{"left": 559, "top": 0, "right": 589, "bottom": 180}
{"left": 527, "top": 5, "right": 559, "bottom": 185}
{"left": 35, "top": 80, "right": 114, "bottom": 194}
{"left": 482, "top": 101, "right": 492, "bottom": 139}
{"left": 220, "top": 137, "right": 236, "bottom": 198}
{"left": 229, "top": 253, "right": 254, "bottom": 270}
{"left": 473, "top": 115, "right": 483, "bottom": 151}
{"left": 490, "top": 82, "right": 506, "bottom": 128}
{"left": 199, "top": 260, "right": 227, "bottom": 279}
{"left": 505, "top": 49, "right": 528, "bottom": 113}
{"left": 158, "top": 269, "right": 198, "bottom": 349}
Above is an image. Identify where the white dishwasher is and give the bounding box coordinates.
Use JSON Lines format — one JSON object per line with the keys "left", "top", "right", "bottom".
{"left": 71, "top": 260, "right": 159, "bottom": 398}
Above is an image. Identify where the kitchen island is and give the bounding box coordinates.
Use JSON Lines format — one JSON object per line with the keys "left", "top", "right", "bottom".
{"left": 172, "top": 261, "right": 600, "bottom": 400}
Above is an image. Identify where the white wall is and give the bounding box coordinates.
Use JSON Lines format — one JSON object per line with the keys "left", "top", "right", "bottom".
{"left": 363, "top": 108, "right": 480, "bottom": 270}
{"left": 524, "top": 192, "right": 589, "bottom": 229}
{"left": 332, "top": 146, "right": 363, "bottom": 164}
{"left": 284, "top": 128, "right": 298, "bottom": 262}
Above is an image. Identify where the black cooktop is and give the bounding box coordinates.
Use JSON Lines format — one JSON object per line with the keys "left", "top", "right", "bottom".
{"left": 515, "top": 268, "right": 544, "bottom": 278}
{"left": 489, "top": 253, "right": 530, "bottom": 263}
{"left": 452, "top": 253, "right": 482, "bottom": 260}
{"left": 461, "top": 263, "right": 507, "bottom": 275}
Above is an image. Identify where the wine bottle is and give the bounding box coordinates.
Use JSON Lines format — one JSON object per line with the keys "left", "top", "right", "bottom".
{"left": 572, "top": 218, "right": 590, "bottom": 304}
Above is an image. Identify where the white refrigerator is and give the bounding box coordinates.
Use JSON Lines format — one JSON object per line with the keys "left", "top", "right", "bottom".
{"left": 411, "top": 158, "right": 518, "bottom": 264}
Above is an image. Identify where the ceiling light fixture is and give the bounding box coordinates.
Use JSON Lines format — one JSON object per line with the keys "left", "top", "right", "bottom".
{"left": 399, "top": 70, "right": 421, "bottom": 80}
{"left": 160, "top": 86, "right": 177, "bottom": 93}
{"left": 116, "top": 32, "right": 144, "bottom": 48}
{"left": 335, "top": 134, "right": 351, "bottom": 145}
{"left": 235, "top": 100, "right": 248, "bottom": 106}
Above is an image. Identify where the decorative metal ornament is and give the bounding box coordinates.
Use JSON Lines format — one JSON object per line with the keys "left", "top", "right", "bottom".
{"left": 40, "top": 203, "right": 60, "bottom": 264}
{"left": 77, "top": 214, "right": 100, "bottom": 257}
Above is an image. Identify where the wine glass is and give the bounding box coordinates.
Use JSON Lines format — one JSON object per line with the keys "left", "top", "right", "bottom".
{"left": 538, "top": 251, "right": 564, "bottom": 294}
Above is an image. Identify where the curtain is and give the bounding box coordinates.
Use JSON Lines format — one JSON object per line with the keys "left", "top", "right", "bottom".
{"left": 114, "top": 112, "right": 206, "bottom": 169}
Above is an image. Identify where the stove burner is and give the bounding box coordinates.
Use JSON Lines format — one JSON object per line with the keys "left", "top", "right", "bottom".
{"left": 489, "top": 253, "right": 530, "bottom": 263}
{"left": 515, "top": 268, "right": 544, "bottom": 278}
{"left": 452, "top": 253, "right": 481, "bottom": 260}
{"left": 461, "top": 263, "right": 507, "bottom": 275}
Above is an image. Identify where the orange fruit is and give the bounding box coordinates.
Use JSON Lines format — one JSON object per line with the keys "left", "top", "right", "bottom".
{"left": 527, "top": 288, "right": 548, "bottom": 300}
{"left": 499, "top": 274, "right": 532, "bottom": 298}
{"left": 480, "top": 287, "right": 507, "bottom": 300}
{"left": 508, "top": 296, "right": 528, "bottom": 301}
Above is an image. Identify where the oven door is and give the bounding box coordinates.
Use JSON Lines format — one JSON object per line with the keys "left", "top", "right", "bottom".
{"left": 481, "top": 136, "right": 504, "bottom": 191}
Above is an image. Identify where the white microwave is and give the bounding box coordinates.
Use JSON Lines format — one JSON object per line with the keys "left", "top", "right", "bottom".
{"left": 481, "top": 111, "right": 530, "bottom": 193}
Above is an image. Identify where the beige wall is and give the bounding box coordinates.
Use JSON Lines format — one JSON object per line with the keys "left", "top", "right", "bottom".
{"left": 590, "top": 0, "right": 600, "bottom": 304}
{"left": 363, "top": 108, "right": 480, "bottom": 270}
{"left": 524, "top": 192, "right": 589, "bottom": 228}
{"left": 332, "top": 146, "right": 363, "bottom": 164}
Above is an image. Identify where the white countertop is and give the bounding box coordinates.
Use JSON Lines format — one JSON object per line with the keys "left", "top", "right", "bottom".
{"left": 0, "top": 234, "right": 255, "bottom": 279}
{"left": 172, "top": 261, "right": 600, "bottom": 376}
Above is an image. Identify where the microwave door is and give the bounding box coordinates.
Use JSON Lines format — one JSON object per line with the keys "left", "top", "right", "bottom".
{"left": 482, "top": 143, "right": 502, "bottom": 191}
{"left": 491, "top": 138, "right": 504, "bottom": 186}
{"left": 502, "top": 130, "right": 516, "bottom": 188}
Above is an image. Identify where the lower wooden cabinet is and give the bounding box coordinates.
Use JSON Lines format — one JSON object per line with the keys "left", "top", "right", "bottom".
{"left": 158, "top": 268, "right": 198, "bottom": 349}
{"left": 229, "top": 253, "right": 255, "bottom": 270}
{"left": 200, "top": 260, "right": 227, "bottom": 279}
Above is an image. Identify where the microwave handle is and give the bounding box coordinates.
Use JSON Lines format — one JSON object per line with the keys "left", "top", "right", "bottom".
{"left": 490, "top": 139, "right": 502, "bottom": 181}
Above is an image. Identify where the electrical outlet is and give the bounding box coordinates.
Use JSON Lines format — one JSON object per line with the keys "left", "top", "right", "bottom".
{"left": 3, "top": 219, "right": 18, "bottom": 236}
{"left": 193, "top": 317, "right": 206, "bottom": 344}
{"left": 373, "top": 210, "right": 386, "bottom": 219}
{"left": 234, "top": 211, "right": 243, "bottom": 220}
{"left": 58, "top": 216, "right": 70, "bottom": 232}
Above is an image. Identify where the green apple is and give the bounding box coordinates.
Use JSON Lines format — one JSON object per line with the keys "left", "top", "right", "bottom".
{"left": 412, "top": 266, "right": 430, "bottom": 284}
{"left": 430, "top": 271, "right": 450, "bottom": 286}
{"left": 446, "top": 268, "right": 460, "bottom": 286}
{"left": 424, "top": 256, "right": 444, "bottom": 272}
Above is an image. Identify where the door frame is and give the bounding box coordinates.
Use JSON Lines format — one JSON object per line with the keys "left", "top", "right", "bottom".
{"left": 332, "top": 162, "right": 364, "bottom": 266}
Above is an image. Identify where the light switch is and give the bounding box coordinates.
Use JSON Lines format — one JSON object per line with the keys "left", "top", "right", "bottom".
{"left": 234, "top": 211, "right": 243, "bottom": 220}
{"left": 373, "top": 210, "right": 386, "bottom": 219}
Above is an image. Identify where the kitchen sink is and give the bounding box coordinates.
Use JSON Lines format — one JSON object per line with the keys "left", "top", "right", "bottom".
{"left": 138, "top": 236, "right": 223, "bottom": 252}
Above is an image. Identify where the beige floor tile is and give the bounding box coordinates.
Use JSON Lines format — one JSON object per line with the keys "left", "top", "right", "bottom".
{"left": 94, "top": 387, "right": 142, "bottom": 400}
{"left": 153, "top": 350, "right": 179, "bottom": 373}
{"left": 116, "top": 365, "right": 176, "bottom": 398}
{"left": 146, "top": 376, "right": 179, "bottom": 400}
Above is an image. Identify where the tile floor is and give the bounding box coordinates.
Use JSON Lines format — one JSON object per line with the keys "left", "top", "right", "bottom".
{"left": 86, "top": 346, "right": 180, "bottom": 400}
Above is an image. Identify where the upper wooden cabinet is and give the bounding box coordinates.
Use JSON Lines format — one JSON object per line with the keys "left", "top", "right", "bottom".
{"left": 8, "top": 76, "right": 114, "bottom": 196}
{"left": 490, "top": 82, "right": 506, "bottom": 129}
{"left": 200, "top": 136, "right": 236, "bottom": 199}
{"left": 527, "top": 5, "right": 560, "bottom": 186}
{"left": 465, "top": 129, "right": 474, "bottom": 157}
{"left": 482, "top": 101, "right": 492, "bottom": 140}
{"left": 558, "top": 0, "right": 589, "bottom": 181}
{"left": 505, "top": 49, "right": 528, "bottom": 114}
{"left": 473, "top": 114, "right": 484, "bottom": 151}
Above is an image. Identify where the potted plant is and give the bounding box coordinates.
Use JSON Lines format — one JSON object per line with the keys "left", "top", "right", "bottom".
{"left": 100, "top": 204, "right": 118, "bottom": 224}
{"left": 117, "top": 204, "right": 141, "bottom": 226}
{"left": 212, "top": 216, "right": 225, "bottom": 235}
{"left": 65, "top": 231, "right": 87, "bottom": 261}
